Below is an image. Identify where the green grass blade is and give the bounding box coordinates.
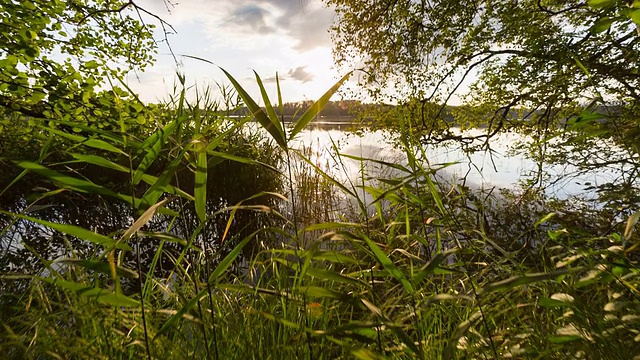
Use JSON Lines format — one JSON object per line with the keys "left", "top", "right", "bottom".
{"left": 154, "top": 287, "right": 208, "bottom": 341}
{"left": 305, "top": 267, "right": 371, "bottom": 288}
{"left": 194, "top": 141, "right": 207, "bottom": 223}
{"left": 220, "top": 67, "right": 287, "bottom": 149}
{"left": 40, "top": 278, "right": 139, "bottom": 307}
{"left": 298, "top": 286, "right": 358, "bottom": 304}
{"left": 43, "top": 127, "right": 128, "bottom": 156}
{"left": 56, "top": 259, "right": 138, "bottom": 279}
{"left": 1, "top": 210, "right": 131, "bottom": 250}
{"left": 253, "top": 70, "right": 284, "bottom": 133}
{"left": 290, "top": 72, "right": 352, "bottom": 138}
{"left": 69, "top": 153, "right": 129, "bottom": 172}
{"left": 208, "top": 229, "right": 259, "bottom": 283}
{"left": 133, "top": 120, "right": 178, "bottom": 185}
{"left": 361, "top": 233, "right": 414, "bottom": 294}
{"left": 296, "top": 151, "right": 357, "bottom": 198}
{"left": 208, "top": 150, "right": 279, "bottom": 172}
{"left": 16, "top": 161, "right": 133, "bottom": 203}
{"left": 139, "top": 145, "right": 189, "bottom": 212}
{"left": 155, "top": 230, "right": 260, "bottom": 340}
{"left": 479, "top": 269, "right": 570, "bottom": 294}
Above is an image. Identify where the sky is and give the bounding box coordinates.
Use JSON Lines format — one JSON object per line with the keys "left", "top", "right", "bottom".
{"left": 128, "top": 0, "right": 350, "bottom": 105}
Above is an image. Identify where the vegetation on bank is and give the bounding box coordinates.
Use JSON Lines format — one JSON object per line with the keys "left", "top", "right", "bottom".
{"left": 1, "top": 0, "right": 639, "bottom": 359}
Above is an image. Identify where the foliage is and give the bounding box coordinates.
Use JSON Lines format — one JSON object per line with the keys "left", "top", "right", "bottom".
{"left": 1, "top": 0, "right": 640, "bottom": 358}
{"left": 0, "top": 0, "right": 157, "bottom": 133}
{"left": 327, "top": 0, "right": 640, "bottom": 220}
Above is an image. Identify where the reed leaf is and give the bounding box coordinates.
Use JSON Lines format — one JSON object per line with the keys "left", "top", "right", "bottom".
{"left": 39, "top": 278, "right": 139, "bottom": 307}
{"left": 290, "top": 72, "right": 352, "bottom": 138}
{"left": 55, "top": 259, "right": 138, "bottom": 279}
{"left": 220, "top": 67, "right": 287, "bottom": 149}
{"left": 1, "top": 210, "right": 131, "bottom": 250}
{"left": 16, "top": 161, "right": 133, "bottom": 203}
{"left": 361, "top": 233, "right": 414, "bottom": 294}
{"left": 69, "top": 153, "right": 129, "bottom": 172}
{"left": 121, "top": 197, "right": 173, "bottom": 242}
{"left": 194, "top": 140, "right": 207, "bottom": 223}
{"left": 132, "top": 120, "right": 178, "bottom": 185}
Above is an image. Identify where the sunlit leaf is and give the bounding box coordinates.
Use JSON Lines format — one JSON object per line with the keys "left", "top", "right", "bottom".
{"left": 220, "top": 67, "right": 287, "bottom": 149}
{"left": 290, "top": 72, "right": 352, "bottom": 138}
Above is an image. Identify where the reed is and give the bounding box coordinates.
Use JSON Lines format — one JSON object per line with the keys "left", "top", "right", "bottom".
{"left": 1, "top": 71, "right": 639, "bottom": 359}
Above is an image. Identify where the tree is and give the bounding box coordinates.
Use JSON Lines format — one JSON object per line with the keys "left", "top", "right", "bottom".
{"left": 0, "top": 0, "right": 160, "bottom": 131}
{"left": 327, "top": 0, "right": 640, "bottom": 209}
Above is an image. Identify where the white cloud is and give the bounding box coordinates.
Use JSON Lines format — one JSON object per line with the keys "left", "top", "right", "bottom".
{"left": 130, "top": 0, "right": 344, "bottom": 103}
{"left": 288, "top": 66, "right": 314, "bottom": 83}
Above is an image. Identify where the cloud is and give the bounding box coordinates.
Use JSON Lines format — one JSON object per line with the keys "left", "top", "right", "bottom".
{"left": 227, "top": 5, "right": 274, "bottom": 33}
{"left": 288, "top": 66, "right": 314, "bottom": 83}
{"left": 144, "top": 0, "right": 335, "bottom": 52}
{"left": 255, "top": 66, "right": 314, "bottom": 83}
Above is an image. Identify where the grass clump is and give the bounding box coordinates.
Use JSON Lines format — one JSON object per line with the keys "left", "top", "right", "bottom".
{"left": 1, "top": 71, "right": 639, "bottom": 359}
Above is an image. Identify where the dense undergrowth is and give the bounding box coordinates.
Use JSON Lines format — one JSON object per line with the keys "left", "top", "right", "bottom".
{"left": 1, "top": 72, "right": 639, "bottom": 360}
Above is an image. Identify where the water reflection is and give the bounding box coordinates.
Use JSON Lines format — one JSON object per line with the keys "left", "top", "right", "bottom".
{"left": 291, "top": 125, "right": 624, "bottom": 200}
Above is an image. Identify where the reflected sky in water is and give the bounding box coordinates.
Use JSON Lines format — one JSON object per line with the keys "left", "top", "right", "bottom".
{"left": 289, "top": 125, "right": 619, "bottom": 200}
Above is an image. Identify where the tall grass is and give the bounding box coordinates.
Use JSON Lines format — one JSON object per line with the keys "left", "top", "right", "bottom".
{"left": 1, "top": 70, "right": 639, "bottom": 359}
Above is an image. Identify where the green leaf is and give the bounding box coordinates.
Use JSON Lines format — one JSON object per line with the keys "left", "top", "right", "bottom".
{"left": 412, "top": 249, "right": 456, "bottom": 284}
{"left": 85, "top": 60, "right": 99, "bottom": 69}
{"left": 444, "top": 312, "right": 482, "bottom": 360}
{"left": 44, "top": 127, "right": 127, "bottom": 155}
{"left": 361, "top": 234, "right": 414, "bottom": 294}
{"left": 208, "top": 229, "right": 258, "bottom": 283}
{"left": 302, "top": 222, "right": 361, "bottom": 232}
{"left": 548, "top": 228, "right": 568, "bottom": 240}
{"left": 479, "top": 269, "right": 569, "bottom": 294}
{"left": 548, "top": 335, "right": 582, "bottom": 343}
{"left": 220, "top": 68, "right": 287, "bottom": 149}
{"left": 587, "top": 0, "right": 617, "bottom": 8}
{"left": 591, "top": 17, "right": 615, "bottom": 33}
{"left": 121, "top": 197, "right": 173, "bottom": 241}
{"left": 137, "top": 231, "right": 192, "bottom": 247}
{"left": 40, "top": 278, "right": 139, "bottom": 307}
{"left": 298, "top": 286, "right": 357, "bottom": 303}
{"left": 304, "top": 268, "right": 370, "bottom": 287}
{"left": 360, "top": 298, "right": 421, "bottom": 357}
{"left": 208, "top": 150, "right": 278, "bottom": 172}
{"left": 290, "top": 71, "right": 352, "bottom": 138}
{"left": 155, "top": 230, "right": 260, "bottom": 340}
{"left": 194, "top": 141, "right": 207, "bottom": 223}
{"left": 16, "top": 161, "right": 132, "bottom": 203}
{"left": 535, "top": 212, "right": 556, "bottom": 228}
{"left": 69, "top": 153, "right": 129, "bottom": 172}
{"left": 1, "top": 210, "right": 131, "bottom": 250}
{"left": 139, "top": 145, "right": 188, "bottom": 212}
{"left": 133, "top": 120, "right": 178, "bottom": 185}
{"left": 56, "top": 259, "right": 138, "bottom": 279}
{"left": 253, "top": 70, "right": 283, "bottom": 134}
{"left": 631, "top": 9, "right": 640, "bottom": 24}
{"left": 154, "top": 287, "right": 208, "bottom": 340}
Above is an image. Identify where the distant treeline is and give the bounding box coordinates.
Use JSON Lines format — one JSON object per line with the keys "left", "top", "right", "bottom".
{"left": 228, "top": 100, "right": 359, "bottom": 119}
{"left": 225, "top": 100, "right": 620, "bottom": 126}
